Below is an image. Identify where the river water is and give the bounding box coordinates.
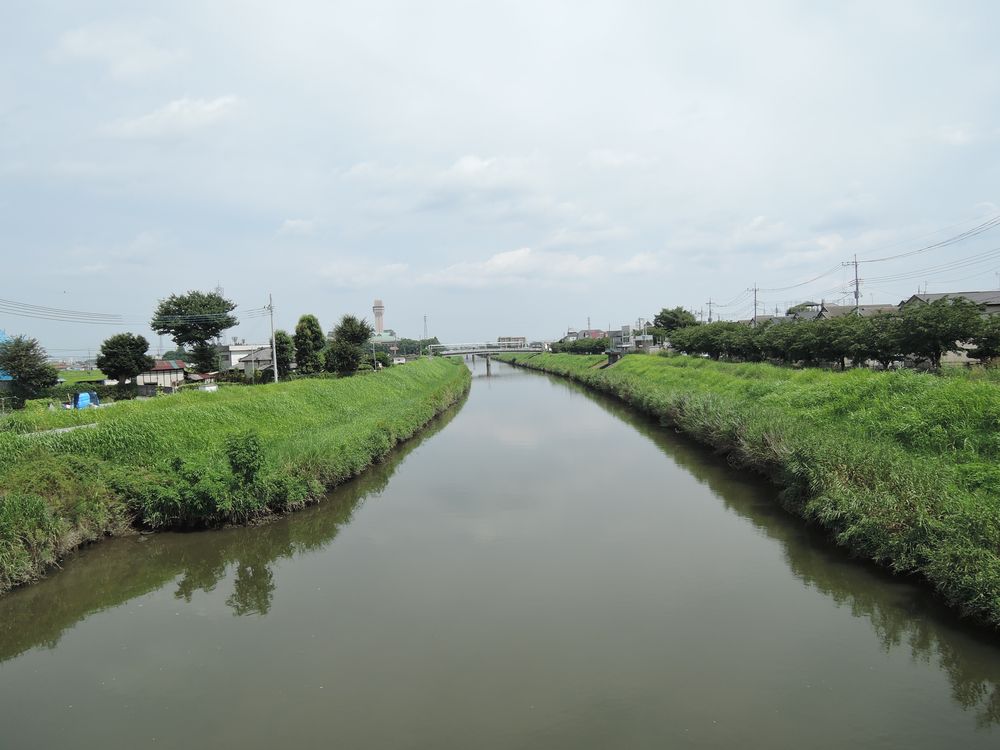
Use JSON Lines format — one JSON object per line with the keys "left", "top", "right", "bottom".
{"left": 1, "top": 361, "right": 999, "bottom": 748}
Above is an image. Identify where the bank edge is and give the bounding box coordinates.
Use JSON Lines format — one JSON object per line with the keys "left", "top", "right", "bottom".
{"left": 497, "top": 352, "right": 1000, "bottom": 630}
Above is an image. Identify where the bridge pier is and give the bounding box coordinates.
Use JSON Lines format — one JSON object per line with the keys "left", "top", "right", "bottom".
{"left": 486, "top": 354, "right": 491, "bottom": 375}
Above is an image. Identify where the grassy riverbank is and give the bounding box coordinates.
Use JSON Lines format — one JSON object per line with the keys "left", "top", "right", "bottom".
{"left": 0, "top": 358, "right": 470, "bottom": 593}
{"left": 497, "top": 352, "right": 1000, "bottom": 627}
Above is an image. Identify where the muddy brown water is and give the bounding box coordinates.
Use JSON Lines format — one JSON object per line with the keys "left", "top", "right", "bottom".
{"left": 1, "top": 361, "right": 999, "bottom": 748}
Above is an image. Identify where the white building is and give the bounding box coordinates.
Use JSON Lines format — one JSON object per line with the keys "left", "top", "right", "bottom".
{"left": 217, "top": 343, "right": 271, "bottom": 371}
{"left": 135, "top": 360, "right": 187, "bottom": 389}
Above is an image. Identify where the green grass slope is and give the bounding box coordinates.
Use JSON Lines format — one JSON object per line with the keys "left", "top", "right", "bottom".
{"left": 0, "top": 358, "right": 470, "bottom": 593}
{"left": 498, "top": 352, "right": 1000, "bottom": 627}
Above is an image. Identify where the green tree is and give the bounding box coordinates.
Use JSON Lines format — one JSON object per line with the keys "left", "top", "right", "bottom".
{"left": 0, "top": 335, "right": 58, "bottom": 401}
{"left": 95, "top": 333, "right": 155, "bottom": 389}
{"left": 293, "top": 314, "right": 326, "bottom": 374}
{"left": 653, "top": 306, "right": 698, "bottom": 332}
{"left": 364, "top": 350, "right": 392, "bottom": 369}
{"left": 273, "top": 330, "right": 295, "bottom": 378}
{"left": 151, "top": 290, "right": 238, "bottom": 372}
{"left": 968, "top": 315, "right": 1000, "bottom": 364}
{"left": 898, "top": 297, "right": 983, "bottom": 369}
{"left": 856, "top": 313, "right": 904, "bottom": 370}
{"left": 324, "top": 339, "right": 362, "bottom": 375}
{"left": 324, "top": 315, "right": 375, "bottom": 376}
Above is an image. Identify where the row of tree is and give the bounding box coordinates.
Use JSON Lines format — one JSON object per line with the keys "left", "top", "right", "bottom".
{"left": 667, "top": 298, "right": 1000, "bottom": 369}
{"left": 302, "top": 314, "right": 376, "bottom": 376}
{"left": 550, "top": 337, "right": 610, "bottom": 354}
{"left": 0, "top": 290, "right": 390, "bottom": 404}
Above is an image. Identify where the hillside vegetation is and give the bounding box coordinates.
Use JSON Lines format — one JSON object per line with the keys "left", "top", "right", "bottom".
{"left": 497, "top": 352, "right": 1000, "bottom": 627}
{"left": 0, "top": 358, "right": 470, "bottom": 593}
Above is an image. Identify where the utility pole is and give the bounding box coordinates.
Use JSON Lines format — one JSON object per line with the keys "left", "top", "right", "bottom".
{"left": 842, "top": 255, "right": 860, "bottom": 313}
{"left": 706, "top": 297, "right": 714, "bottom": 324}
{"left": 423, "top": 314, "right": 428, "bottom": 357}
{"left": 748, "top": 285, "right": 759, "bottom": 325}
{"left": 268, "top": 293, "right": 278, "bottom": 383}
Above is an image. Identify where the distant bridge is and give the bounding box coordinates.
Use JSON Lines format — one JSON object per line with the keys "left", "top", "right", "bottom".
{"left": 429, "top": 342, "right": 545, "bottom": 357}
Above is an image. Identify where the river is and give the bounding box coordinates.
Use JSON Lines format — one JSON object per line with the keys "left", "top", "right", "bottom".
{"left": 1, "top": 360, "right": 999, "bottom": 748}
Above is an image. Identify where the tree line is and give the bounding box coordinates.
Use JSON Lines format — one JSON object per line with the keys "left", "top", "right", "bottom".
{"left": 0, "top": 289, "right": 390, "bottom": 405}
{"left": 667, "top": 297, "right": 1000, "bottom": 369}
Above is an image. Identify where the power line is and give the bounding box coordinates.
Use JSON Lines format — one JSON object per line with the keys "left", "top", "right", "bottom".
{"left": 859, "top": 214, "right": 1000, "bottom": 263}
{"left": 0, "top": 297, "right": 268, "bottom": 326}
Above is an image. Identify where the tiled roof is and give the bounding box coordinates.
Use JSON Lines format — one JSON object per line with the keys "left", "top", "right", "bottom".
{"left": 150, "top": 360, "right": 186, "bottom": 371}
{"left": 903, "top": 291, "right": 1000, "bottom": 306}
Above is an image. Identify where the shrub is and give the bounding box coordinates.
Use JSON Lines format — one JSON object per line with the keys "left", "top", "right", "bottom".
{"left": 225, "top": 430, "right": 264, "bottom": 485}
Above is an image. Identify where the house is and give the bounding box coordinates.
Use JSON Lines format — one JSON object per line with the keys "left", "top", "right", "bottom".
{"left": 239, "top": 347, "right": 273, "bottom": 377}
{"left": 135, "top": 360, "right": 187, "bottom": 389}
{"left": 752, "top": 314, "right": 794, "bottom": 326}
{"left": 818, "top": 303, "right": 897, "bottom": 319}
{"left": 577, "top": 328, "right": 607, "bottom": 340}
{"left": 217, "top": 343, "right": 271, "bottom": 371}
{"left": 899, "top": 291, "right": 1000, "bottom": 316}
{"left": 608, "top": 325, "right": 634, "bottom": 351}
{"left": 898, "top": 290, "right": 1000, "bottom": 364}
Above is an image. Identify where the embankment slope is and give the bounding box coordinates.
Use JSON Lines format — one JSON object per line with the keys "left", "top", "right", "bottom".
{"left": 0, "top": 358, "right": 470, "bottom": 593}
{"left": 498, "top": 352, "right": 1000, "bottom": 628}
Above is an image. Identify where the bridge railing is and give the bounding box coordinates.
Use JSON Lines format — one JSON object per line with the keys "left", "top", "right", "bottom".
{"left": 429, "top": 342, "right": 545, "bottom": 355}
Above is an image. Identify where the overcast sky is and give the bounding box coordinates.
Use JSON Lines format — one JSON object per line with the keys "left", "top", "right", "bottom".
{"left": 3, "top": 1, "right": 1000, "bottom": 356}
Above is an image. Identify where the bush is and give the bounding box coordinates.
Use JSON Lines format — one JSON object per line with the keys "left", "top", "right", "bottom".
{"left": 225, "top": 430, "right": 264, "bottom": 485}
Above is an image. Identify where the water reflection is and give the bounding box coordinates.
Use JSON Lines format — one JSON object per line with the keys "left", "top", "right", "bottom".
{"left": 547, "top": 370, "right": 1000, "bottom": 727}
{"left": 0, "top": 397, "right": 464, "bottom": 661}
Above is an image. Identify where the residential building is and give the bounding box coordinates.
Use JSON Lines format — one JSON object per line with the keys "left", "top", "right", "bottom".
{"left": 818, "top": 303, "right": 897, "bottom": 318}
{"left": 135, "top": 360, "right": 187, "bottom": 389}
{"left": 497, "top": 336, "right": 527, "bottom": 348}
{"left": 898, "top": 290, "right": 1000, "bottom": 364}
{"left": 239, "top": 347, "right": 273, "bottom": 377}
{"left": 899, "top": 291, "right": 1000, "bottom": 316}
{"left": 608, "top": 325, "right": 634, "bottom": 351}
{"left": 217, "top": 343, "right": 270, "bottom": 371}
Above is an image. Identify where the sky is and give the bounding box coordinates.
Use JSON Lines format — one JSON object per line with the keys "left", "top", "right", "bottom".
{"left": 2, "top": 0, "right": 1000, "bottom": 358}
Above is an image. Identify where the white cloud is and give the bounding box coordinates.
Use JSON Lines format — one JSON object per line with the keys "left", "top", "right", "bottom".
{"left": 731, "top": 216, "right": 792, "bottom": 248}
{"left": 278, "top": 218, "right": 317, "bottom": 236}
{"left": 618, "top": 252, "right": 669, "bottom": 274}
{"left": 64, "top": 231, "right": 163, "bottom": 275}
{"left": 103, "top": 96, "right": 241, "bottom": 139}
{"left": 53, "top": 21, "right": 185, "bottom": 80}
{"left": 937, "top": 125, "right": 976, "bottom": 146}
{"left": 414, "top": 246, "right": 664, "bottom": 289}
{"left": 320, "top": 258, "right": 410, "bottom": 288}
{"left": 585, "top": 149, "right": 643, "bottom": 169}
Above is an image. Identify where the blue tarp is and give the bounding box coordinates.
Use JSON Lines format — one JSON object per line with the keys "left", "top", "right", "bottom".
{"left": 72, "top": 391, "right": 99, "bottom": 409}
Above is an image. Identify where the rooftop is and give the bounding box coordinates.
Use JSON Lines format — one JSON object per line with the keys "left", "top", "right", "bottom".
{"left": 902, "top": 290, "right": 1000, "bottom": 306}
{"left": 148, "top": 360, "right": 186, "bottom": 372}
